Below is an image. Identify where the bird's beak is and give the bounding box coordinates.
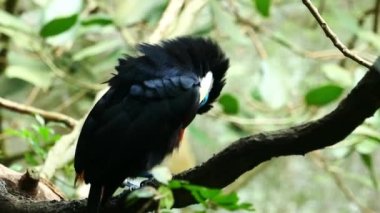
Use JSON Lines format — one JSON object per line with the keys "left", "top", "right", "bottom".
{"left": 199, "top": 71, "right": 213, "bottom": 104}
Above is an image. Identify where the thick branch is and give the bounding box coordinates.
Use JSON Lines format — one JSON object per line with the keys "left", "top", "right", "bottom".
{"left": 0, "top": 97, "right": 77, "bottom": 129}
{"left": 171, "top": 58, "right": 380, "bottom": 207}
{"left": 0, "top": 58, "right": 379, "bottom": 212}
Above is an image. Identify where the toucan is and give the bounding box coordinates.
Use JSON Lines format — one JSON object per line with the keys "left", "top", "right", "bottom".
{"left": 74, "top": 36, "right": 229, "bottom": 212}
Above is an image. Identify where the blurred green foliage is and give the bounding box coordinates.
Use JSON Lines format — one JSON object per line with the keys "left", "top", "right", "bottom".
{"left": 169, "top": 180, "right": 254, "bottom": 211}
{"left": 0, "top": 0, "right": 379, "bottom": 212}
{"left": 5, "top": 115, "right": 60, "bottom": 165}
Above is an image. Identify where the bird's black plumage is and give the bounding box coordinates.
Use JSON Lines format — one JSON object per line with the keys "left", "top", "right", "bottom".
{"left": 74, "top": 36, "right": 229, "bottom": 212}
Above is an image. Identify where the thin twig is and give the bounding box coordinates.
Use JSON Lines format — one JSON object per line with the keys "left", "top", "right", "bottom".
{"left": 228, "top": 0, "right": 343, "bottom": 61}
{"left": 346, "top": 8, "right": 374, "bottom": 50}
{"left": 340, "top": 8, "right": 374, "bottom": 67}
{"left": 374, "top": 0, "right": 380, "bottom": 33}
{"left": 37, "top": 51, "right": 104, "bottom": 91}
{"left": 227, "top": 0, "right": 267, "bottom": 59}
{"left": 311, "top": 152, "right": 375, "bottom": 213}
{"left": 53, "top": 90, "right": 88, "bottom": 112}
{"left": 149, "top": 0, "right": 185, "bottom": 43}
{"left": 245, "top": 26, "right": 268, "bottom": 59}
{"left": 24, "top": 87, "right": 41, "bottom": 106}
{"left": 169, "top": 0, "right": 208, "bottom": 37}
{"left": 302, "top": 0, "right": 372, "bottom": 68}
{"left": 36, "top": 51, "right": 104, "bottom": 91}
{"left": 0, "top": 97, "right": 77, "bottom": 129}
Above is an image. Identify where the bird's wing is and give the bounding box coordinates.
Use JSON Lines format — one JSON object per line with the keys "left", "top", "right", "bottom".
{"left": 74, "top": 73, "right": 201, "bottom": 183}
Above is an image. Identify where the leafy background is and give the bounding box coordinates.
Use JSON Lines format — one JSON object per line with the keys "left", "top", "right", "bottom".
{"left": 0, "top": 0, "right": 379, "bottom": 212}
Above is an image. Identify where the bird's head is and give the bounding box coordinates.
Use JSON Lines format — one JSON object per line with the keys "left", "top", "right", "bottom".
{"left": 136, "top": 37, "right": 229, "bottom": 114}
{"left": 113, "top": 36, "right": 229, "bottom": 114}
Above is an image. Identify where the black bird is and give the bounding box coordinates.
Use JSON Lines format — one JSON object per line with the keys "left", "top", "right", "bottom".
{"left": 74, "top": 36, "right": 229, "bottom": 212}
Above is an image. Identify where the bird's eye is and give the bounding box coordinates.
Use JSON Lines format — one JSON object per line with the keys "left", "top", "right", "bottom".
{"left": 200, "top": 94, "right": 209, "bottom": 107}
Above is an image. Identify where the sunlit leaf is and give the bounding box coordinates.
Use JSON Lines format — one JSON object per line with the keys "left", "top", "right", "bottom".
{"left": 357, "top": 31, "right": 380, "bottom": 51}
{"left": 158, "top": 186, "right": 174, "bottom": 209}
{"left": 0, "top": 10, "right": 32, "bottom": 32}
{"left": 126, "top": 186, "right": 156, "bottom": 206}
{"left": 321, "top": 64, "right": 352, "bottom": 87}
{"left": 219, "top": 93, "right": 239, "bottom": 115}
{"left": 35, "top": 115, "right": 45, "bottom": 126}
{"left": 73, "top": 40, "right": 120, "bottom": 61}
{"left": 40, "top": 14, "right": 78, "bottom": 37}
{"left": 152, "top": 166, "right": 172, "bottom": 184}
{"left": 5, "top": 65, "right": 53, "bottom": 90}
{"left": 355, "top": 140, "right": 379, "bottom": 154}
{"left": 305, "top": 84, "right": 343, "bottom": 106}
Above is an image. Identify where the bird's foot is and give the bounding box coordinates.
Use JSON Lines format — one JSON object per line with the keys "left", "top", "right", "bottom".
{"left": 122, "top": 180, "right": 140, "bottom": 191}
{"left": 140, "top": 178, "right": 160, "bottom": 188}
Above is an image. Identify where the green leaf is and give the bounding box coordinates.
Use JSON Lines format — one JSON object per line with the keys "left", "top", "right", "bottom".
{"left": 219, "top": 93, "right": 240, "bottom": 115}
{"left": 81, "top": 15, "right": 113, "bottom": 26}
{"left": 0, "top": 10, "right": 32, "bottom": 32}
{"left": 126, "top": 186, "right": 156, "bottom": 206}
{"left": 168, "top": 180, "right": 254, "bottom": 211}
{"left": 355, "top": 140, "right": 379, "bottom": 154}
{"left": 158, "top": 186, "right": 174, "bottom": 210}
{"left": 358, "top": 31, "right": 380, "bottom": 51}
{"left": 5, "top": 65, "right": 53, "bottom": 90}
{"left": 35, "top": 115, "right": 45, "bottom": 126}
{"left": 127, "top": 186, "right": 156, "bottom": 199}
{"left": 254, "top": 0, "right": 271, "bottom": 17}
{"left": 168, "top": 180, "right": 185, "bottom": 189}
{"left": 24, "top": 153, "right": 39, "bottom": 165}
{"left": 37, "top": 126, "right": 52, "bottom": 142}
{"left": 251, "top": 89, "right": 262, "bottom": 101}
{"left": 151, "top": 167, "right": 172, "bottom": 184}
{"left": 72, "top": 40, "right": 120, "bottom": 61}
{"left": 321, "top": 64, "right": 352, "bottom": 87}
{"left": 212, "top": 192, "right": 238, "bottom": 205}
{"left": 199, "top": 187, "right": 221, "bottom": 200}
{"left": 305, "top": 84, "right": 344, "bottom": 106}
{"left": 40, "top": 14, "right": 78, "bottom": 37}
{"left": 359, "top": 154, "right": 378, "bottom": 189}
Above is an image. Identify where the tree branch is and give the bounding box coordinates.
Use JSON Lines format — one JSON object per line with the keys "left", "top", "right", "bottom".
{"left": 374, "top": 0, "right": 380, "bottom": 33}
{"left": 0, "top": 97, "right": 77, "bottom": 129}
{"left": 1, "top": 1, "right": 380, "bottom": 211}
{"left": 172, "top": 57, "right": 380, "bottom": 207}
{"left": 302, "top": 0, "right": 372, "bottom": 68}
{"left": 148, "top": 0, "right": 185, "bottom": 43}
{"left": 0, "top": 57, "right": 380, "bottom": 212}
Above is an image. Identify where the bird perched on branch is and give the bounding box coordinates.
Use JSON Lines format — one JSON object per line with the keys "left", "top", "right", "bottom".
{"left": 74, "top": 36, "right": 229, "bottom": 212}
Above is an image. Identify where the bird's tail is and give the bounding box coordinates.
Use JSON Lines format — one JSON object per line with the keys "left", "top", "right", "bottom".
{"left": 87, "top": 184, "right": 103, "bottom": 213}
{"left": 87, "top": 184, "right": 119, "bottom": 213}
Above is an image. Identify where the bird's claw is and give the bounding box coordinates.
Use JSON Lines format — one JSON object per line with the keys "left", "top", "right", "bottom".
{"left": 140, "top": 178, "right": 160, "bottom": 188}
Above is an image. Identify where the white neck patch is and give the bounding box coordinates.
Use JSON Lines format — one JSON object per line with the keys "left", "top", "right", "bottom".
{"left": 199, "top": 71, "right": 213, "bottom": 104}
